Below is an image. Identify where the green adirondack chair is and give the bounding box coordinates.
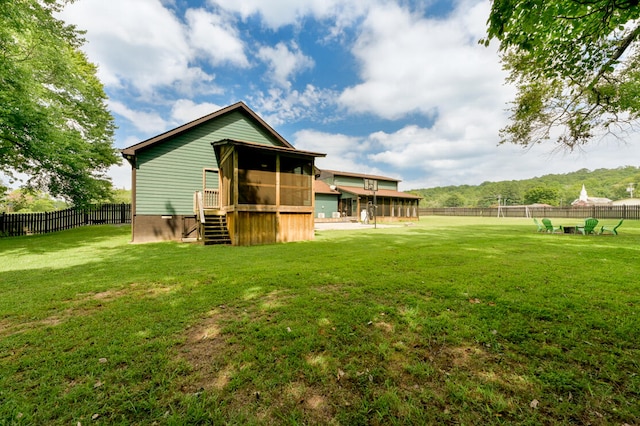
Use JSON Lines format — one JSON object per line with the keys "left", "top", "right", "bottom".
{"left": 533, "top": 218, "right": 545, "bottom": 232}
{"left": 577, "top": 217, "right": 599, "bottom": 235}
{"left": 600, "top": 219, "right": 623, "bottom": 235}
{"left": 541, "top": 218, "right": 563, "bottom": 233}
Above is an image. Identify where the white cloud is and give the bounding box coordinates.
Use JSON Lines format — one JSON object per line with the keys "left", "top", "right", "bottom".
{"left": 60, "top": 0, "right": 216, "bottom": 95}
{"left": 109, "top": 135, "right": 140, "bottom": 189}
{"left": 339, "top": 1, "right": 510, "bottom": 119}
{"left": 257, "top": 42, "right": 315, "bottom": 88}
{"left": 107, "top": 163, "right": 132, "bottom": 190}
{"left": 170, "top": 99, "right": 223, "bottom": 124}
{"left": 186, "top": 8, "right": 250, "bottom": 68}
{"left": 293, "top": 129, "right": 384, "bottom": 175}
{"left": 208, "top": 0, "right": 372, "bottom": 30}
{"left": 251, "top": 85, "right": 338, "bottom": 126}
{"left": 108, "top": 101, "right": 168, "bottom": 134}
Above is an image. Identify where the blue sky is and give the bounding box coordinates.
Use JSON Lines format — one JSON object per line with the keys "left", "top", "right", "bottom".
{"left": 59, "top": 0, "right": 640, "bottom": 191}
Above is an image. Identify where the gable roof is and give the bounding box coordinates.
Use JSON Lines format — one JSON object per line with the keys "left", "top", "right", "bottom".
{"left": 315, "top": 180, "right": 341, "bottom": 195}
{"left": 319, "top": 169, "right": 401, "bottom": 183}
{"left": 121, "top": 101, "right": 293, "bottom": 157}
{"left": 212, "top": 139, "right": 325, "bottom": 158}
{"left": 612, "top": 198, "right": 640, "bottom": 206}
{"left": 337, "top": 186, "right": 422, "bottom": 200}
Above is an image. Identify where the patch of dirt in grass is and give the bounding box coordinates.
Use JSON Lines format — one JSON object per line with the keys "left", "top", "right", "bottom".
{"left": 40, "top": 316, "right": 64, "bottom": 326}
{"left": 178, "top": 310, "right": 239, "bottom": 393}
{"left": 0, "top": 314, "right": 68, "bottom": 337}
{"left": 305, "top": 353, "right": 331, "bottom": 372}
{"left": 4, "top": 284, "right": 175, "bottom": 336}
{"left": 435, "top": 344, "right": 534, "bottom": 397}
{"left": 374, "top": 321, "right": 394, "bottom": 333}
{"left": 76, "top": 288, "right": 129, "bottom": 302}
{"left": 447, "top": 345, "right": 487, "bottom": 367}
{"left": 478, "top": 370, "right": 533, "bottom": 392}
{"left": 260, "top": 289, "right": 289, "bottom": 310}
{"left": 77, "top": 283, "right": 174, "bottom": 303}
{"left": 311, "top": 284, "right": 351, "bottom": 298}
{"left": 0, "top": 319, "right": 18, "bottom": 337}
{"left": 143, "top": 285, "right": 175, "bottom": 297}
{"left": 282, "top": 381, "right": 330, "bottom": 410}
{"left": 5, "top": 303, "right": 112, "bottom": 336}
{"left": 211, "top": 364, "right": 235, "bottom": 390}
{"left": 176, "top": 303, "right": 289, "bottom": 396}
{"left": 305, "top": 393, "right": 327, "bottom": 410}
{"left": 175, "top": 299, "right": 341, "bottom": 424}
{"left": 270, "top": 381, "right": 335, "bottom": 423}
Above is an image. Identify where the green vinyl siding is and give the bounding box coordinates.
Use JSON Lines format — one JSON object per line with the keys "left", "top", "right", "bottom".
{"left": 331, "top": 176, "right": 398, "bottom": 191}
{"left": 332, "top": 176, "right": 365, "bottom": 187}
{"left": 315, "top": 194, "right": 339, "bottom": 218}
{"left": 136, "top": 111, "right": 283, "bottom": 215}
{"left": 377, "top": 180, "right": 397, "bottom": 191}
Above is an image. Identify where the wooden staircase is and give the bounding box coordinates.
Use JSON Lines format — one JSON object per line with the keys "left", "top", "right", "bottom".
{"left": 201, "top": 213, "right": 231, "bottom": 245}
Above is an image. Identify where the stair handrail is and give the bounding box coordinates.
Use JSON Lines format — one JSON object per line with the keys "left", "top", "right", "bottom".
{"left": 195, "top": 191, "right": 206, "bottom": 224}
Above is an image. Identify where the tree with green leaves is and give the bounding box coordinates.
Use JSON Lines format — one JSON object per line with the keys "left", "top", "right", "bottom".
{"left": 1, "top": 0, "right": 119, "bottom": 206}
{"left": 3, "top": 188, "right": 68, "bottom": 212}
{"left": 483, "top": 0, "right": 640, "bottom": 150}
{"left": 444, "top": 193, "right": 465, "bottom": 207}
{"left": 0, "top": 180, "right": 8, "bottom": 211}
{"left": 524, "top": 186, "right": 560, "bottom": 205}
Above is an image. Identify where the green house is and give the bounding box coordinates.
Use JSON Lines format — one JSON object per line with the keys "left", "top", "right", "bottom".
{"left": 121, "top": 102, "right": 325, "bottom": 245}
{"left": 316, "top": 170, "right": 422, "bottom": 220}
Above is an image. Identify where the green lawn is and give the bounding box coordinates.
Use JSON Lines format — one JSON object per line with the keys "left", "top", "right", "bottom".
{"left": 1, "top": 217, "right": 639, "bottom": 425}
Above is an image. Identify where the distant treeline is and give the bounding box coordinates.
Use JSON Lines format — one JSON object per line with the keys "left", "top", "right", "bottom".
{"left": 408, "top": 166, "right": 640, "bottom": 208}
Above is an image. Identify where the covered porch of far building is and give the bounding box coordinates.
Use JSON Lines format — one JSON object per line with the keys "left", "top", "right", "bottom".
{"left": 336, "top": 187, "right": 421, "bottom": 221}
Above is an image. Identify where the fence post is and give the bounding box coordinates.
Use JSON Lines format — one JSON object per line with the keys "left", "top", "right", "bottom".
{"left": 0, "top": 212, "right": 4, "bottom": 235}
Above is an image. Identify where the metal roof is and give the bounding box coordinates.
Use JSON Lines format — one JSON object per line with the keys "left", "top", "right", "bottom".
{"left": 319, "top": 169, "right": 401, "bottom": 182}
{"left": 336, "top": 186, "right": 422, "bottom": 200}
{"left": 315, "top": 180, "right": 341, "bottom": 195}
{"left": 211, "top": 139, "right": 325, "bottom": 158}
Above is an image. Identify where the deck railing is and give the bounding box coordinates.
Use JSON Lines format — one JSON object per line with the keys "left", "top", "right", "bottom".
{"left": 203, "top": 189, "right": 220, "bottom": 209}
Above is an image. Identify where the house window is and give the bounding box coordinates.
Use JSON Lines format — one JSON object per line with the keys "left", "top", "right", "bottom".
{"left": 280, "top": 156, "right": 312, "bottom": 206}
{"left": 237, "top": 148, "right": 276, "bottom": 205}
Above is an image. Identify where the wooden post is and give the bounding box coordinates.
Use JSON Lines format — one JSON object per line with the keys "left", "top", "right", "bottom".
{"left": 275, "top": 154, "right": 281, "bottom": 242}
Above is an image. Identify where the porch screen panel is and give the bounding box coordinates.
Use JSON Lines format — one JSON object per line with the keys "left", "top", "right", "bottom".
{"left": 280, "top": 156, "right": 313, "bottom": 206}
{"left": 219, "top": 147, "right": 234, "bottom": 207}
{"left": 381, "top": 198, "right": 390, "bottom": 216}
{"left": 238, "top": 148, "right": 276, "bottom": 205}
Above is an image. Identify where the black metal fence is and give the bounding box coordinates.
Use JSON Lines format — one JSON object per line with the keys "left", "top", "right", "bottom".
{"left": 419, "top": 205, "right": 640, "bottom": 220}
{"left": 0, "top": 204, "right": 131, "bottom": 237}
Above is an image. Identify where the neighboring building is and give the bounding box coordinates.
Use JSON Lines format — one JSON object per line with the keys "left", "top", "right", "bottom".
{"left": 612, "top": 198, "right": 640, "bottom": 206}
{"left": 314, "top": 180, "right": 341, "bottom": 219}
{"left": 316, "top": 170, "right": 422, "bottom": 220}
{"left": 121, "top": 102, "right": 325, "bottom": 245}
{"left": 571, "top": 184, "right": 612, "bottom": 207}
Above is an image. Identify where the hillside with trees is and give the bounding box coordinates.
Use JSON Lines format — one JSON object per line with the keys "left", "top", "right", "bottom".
{"left": 409, "top": 166, "right": 640, "bottom": 208}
